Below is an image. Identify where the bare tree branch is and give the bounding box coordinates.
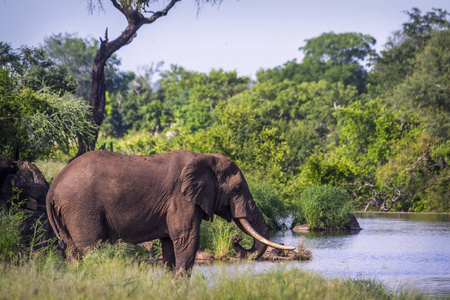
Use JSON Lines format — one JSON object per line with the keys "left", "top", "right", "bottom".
{"left": 145, "top": 0, "right": 180, "bottom": 24}
{"left": 406, "top": 148, "right": 432, "bottom": 171}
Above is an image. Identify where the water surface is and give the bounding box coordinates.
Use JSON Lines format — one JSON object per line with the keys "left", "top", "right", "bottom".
{"left": 195, "top": 213, "right": 450, "bottom": 297}
{"left": 272, "top": 213, "right": 450, "bottom": 297}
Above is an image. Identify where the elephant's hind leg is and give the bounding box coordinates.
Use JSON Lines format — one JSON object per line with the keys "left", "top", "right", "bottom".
{"left": 63, "top": 211, "right": 107, "bottom": 256}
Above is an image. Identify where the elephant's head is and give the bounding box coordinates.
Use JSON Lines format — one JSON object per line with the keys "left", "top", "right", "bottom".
{"left": 180, "top": 153, "right": 294, "bottom": 259}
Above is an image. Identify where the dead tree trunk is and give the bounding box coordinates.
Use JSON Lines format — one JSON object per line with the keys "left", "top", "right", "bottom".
{"left": 77, "top": 0, "right": 180, "bottom": 156}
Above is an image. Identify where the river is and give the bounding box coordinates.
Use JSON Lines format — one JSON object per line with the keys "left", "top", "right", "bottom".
{"left": 195, "top": 213, "right": 450, "bottom": 297}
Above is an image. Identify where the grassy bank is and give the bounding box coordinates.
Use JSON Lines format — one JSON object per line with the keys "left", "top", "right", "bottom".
{"left": 0, "top": 246, "right": 423, "bottom": 300}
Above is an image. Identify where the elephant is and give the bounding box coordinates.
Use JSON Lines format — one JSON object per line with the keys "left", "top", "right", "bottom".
{"left": 46, "top": 150, "right": 294, "bottom": 271}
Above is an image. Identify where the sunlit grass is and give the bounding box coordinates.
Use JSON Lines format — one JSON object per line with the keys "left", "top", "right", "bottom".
{"left": 0, "top": 247, "right": 424, "bottom": 300}
{"left": 34, "top": 158, "right": 67, "bottom": 184}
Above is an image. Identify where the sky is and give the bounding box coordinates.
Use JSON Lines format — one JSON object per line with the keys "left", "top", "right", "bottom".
{"left": 1, "top": 0, "right": 449, "bottom": 79}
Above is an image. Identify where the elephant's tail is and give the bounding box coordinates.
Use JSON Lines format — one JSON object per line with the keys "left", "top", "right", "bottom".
{"left": 46, "top": 193, "right": 73, "bottom": 253}
{"left": 46, "top": 191, "right": 63, "bottom": 242}
{"left": 46, "top": 188, "right": 69, "bottom": 248}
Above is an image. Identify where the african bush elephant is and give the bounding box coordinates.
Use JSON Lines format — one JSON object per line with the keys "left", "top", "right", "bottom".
{"left": 46, "top": 150, "right": 294, "bottom": 271}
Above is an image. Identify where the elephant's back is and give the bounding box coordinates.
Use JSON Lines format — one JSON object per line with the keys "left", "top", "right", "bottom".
{"left": 48, "top": 150, "right": 200, "bottom": 201}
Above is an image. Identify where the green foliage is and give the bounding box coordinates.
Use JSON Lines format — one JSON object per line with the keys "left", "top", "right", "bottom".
{"left": 98, "top": 130, "right": 172, "bottom": 155}
{"left": 43, "top": 33, "right": 122, "bottom": 102}
{"left": 230, "top": 79, "right": 357, "bottom": 174}
{"left": 0, "top": 68, "right": 97, "bottom": 160}
{"left": 247, "top": 180, "right": 288, "bottom": 230}
{"left": 294, "top": 150, "right": 357, "bottom": 194}
{"left": 258, "top": 32, "right": 376, "bottom": 94}
{"left": 13, "top": 7, "right": 446, "bottom": 213}
{"left": 0, "top": 208, "right": 23, "bottom": 261}
{"left": 0, "top": 188, "right": 60, "bottom": 262}
{"left": 301, "top": 32, "right": 376, "bottom": 66}
{"left": 371, "top": 8, "right": 450, "bottom": 92}
{"left": 0, "top": 42, "right": 76, "bottom": 95}
{"left": 392, "top": 29, "right": 450, "bottom": 142}
{"left": 158, "top": 65, "right": 250, "bottom": 132}
{"left": 335, "top": 99, "right": 403, "bottom": 175}
{"left": 424, "top": 167, "right": 450, "bottom": 212}
{"left": 296, "top": 185, "right": 351, "bottom": 231}
{"left": 199, "top": 218, "right": 242, "bottom": 259}
{"left": 33, "top": 158, "right": 68, "bottom": 184}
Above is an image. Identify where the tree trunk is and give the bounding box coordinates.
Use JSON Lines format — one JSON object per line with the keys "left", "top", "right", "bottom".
{"left": 76, "top": 0, "right": 180, "bottom": 156}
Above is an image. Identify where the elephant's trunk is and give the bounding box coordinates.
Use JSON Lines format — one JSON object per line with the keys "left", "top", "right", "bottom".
{"left": 232, "top": 213, "right": 268, "bottom": 259}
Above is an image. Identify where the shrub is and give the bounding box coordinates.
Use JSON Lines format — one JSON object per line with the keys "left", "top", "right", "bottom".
{"left": 0, "top": 69, "right": 97, "bottom": 161}
{"left": 248, "top": 180, "right": 289, "bottom": 229}
{"left": 0, "top": 209, "right": 23, "bottom": 261}
{"left": 297, "top": 185, "right": 351, "bottom": 231}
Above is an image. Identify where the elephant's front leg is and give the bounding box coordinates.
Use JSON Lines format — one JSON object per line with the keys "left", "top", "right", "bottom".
{"left": 160, "top": 237, "right": 175, "bottom": 270}
{"left": 167, "top": 206, "right": 203, "bottom": 272}
{"left": 171, "top": 230, "right": 200, "bottom": 272}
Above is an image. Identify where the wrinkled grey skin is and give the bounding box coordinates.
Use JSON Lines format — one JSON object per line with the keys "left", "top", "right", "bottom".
{"left": 46, "top": 150, "right": 268, "bottom": 271}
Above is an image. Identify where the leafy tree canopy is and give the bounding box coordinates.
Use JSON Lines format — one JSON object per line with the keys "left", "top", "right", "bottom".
{"left": 371, "top": 8, "right": 450, "bottom": 91}
{"left": 300, "top": 32, "right": 376, "bottom": 66}
{"left": 257, "top": 32, "right": 376, "bottom": 94}
{"left": 43, "top": 33, "right": 122, "bottom": 102}
{"left": 0, "top": 42, "right": 76, "bottom": 95}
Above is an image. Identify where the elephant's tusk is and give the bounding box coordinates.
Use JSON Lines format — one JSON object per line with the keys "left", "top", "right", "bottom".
{"left": 237, "top": 218, "right": 296, "bottom": 251}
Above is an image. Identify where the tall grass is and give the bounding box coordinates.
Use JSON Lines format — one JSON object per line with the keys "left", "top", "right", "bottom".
{"left": 0, "top": 208, "right": 23, "bottom": 261}
{"left": 199, "top": 218, "right": 251, "bottom": 259}
{"left": 0, "top": 246, "right": 423, "bottom": 300}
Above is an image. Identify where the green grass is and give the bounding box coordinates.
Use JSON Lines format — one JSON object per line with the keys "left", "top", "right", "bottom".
{"left": 200, "top": 218, "right": 252, "bottom": 259}
{"left": 0, "top": 246, "right": 424, "bottom": 300}
{"left": 34, "top": 158, "right": 67, "bottom": 184}
{"left": 0, "top": 209, "right": 23, "bottom": 261}
{"left": 297, "top": 185, "right": 352, "bottom": 231}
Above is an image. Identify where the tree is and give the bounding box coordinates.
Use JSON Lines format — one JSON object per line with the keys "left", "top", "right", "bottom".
{"left": 158, "top": 65, "right": 250, "bottom": 132}
{"left": 371, "top": 8, "right": 450, "bottom": 92}
{"left": 43, "top": 33, "right": 122, "bottom": 102}
{"left": 80, "top": 0, "right": 221, "bottom": 155}
{"left": 393, "top": 29, "right": 450, "bottom": 142}
{"left": 257, "top": 32, "right": 376, "bottom": 94}
{"left": 0, "top": 42, "right": 76, "bottom": 95}
{"left": 300, "top": 32, "right": 376, "bottom": 66}
{"left": 232, "top": 79, "right": 358, "bottom": 170}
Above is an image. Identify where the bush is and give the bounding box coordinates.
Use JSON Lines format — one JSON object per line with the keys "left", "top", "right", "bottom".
{"left": 0, "top": 68, "right": 97, "bottom": 161}
{"left": 248, "top": 180, "right": 289, "bottom": 230}
{"left": 0, "top": 209, "right": 23, "bottom": 261}
{"left": 297, "top": 185, "right": 351, "bottom": 231}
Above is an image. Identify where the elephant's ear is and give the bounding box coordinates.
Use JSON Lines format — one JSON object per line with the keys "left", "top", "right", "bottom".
{"left": 180, "top": 155, "right": 218, "bottom": 221}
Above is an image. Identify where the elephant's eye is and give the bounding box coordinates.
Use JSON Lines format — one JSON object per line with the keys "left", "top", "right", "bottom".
{"left": 233, "top": 186, "right": 241, "bottom": 194}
